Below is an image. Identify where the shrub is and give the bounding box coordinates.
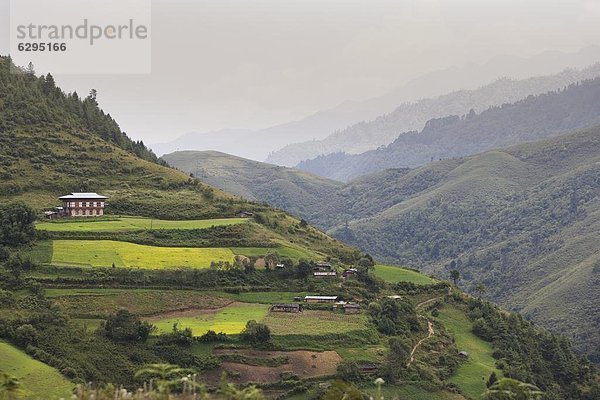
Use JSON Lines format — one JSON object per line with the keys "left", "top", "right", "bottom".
{"left": 239, "top": 320, "right": 271, "bottom": 345}
{"left": 102, "top": 309, "right": 155, "bottom": 343}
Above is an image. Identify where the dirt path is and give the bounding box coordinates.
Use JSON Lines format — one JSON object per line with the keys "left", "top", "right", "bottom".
{"left": 406, "top": 296, "right": 442, "bottom": 367}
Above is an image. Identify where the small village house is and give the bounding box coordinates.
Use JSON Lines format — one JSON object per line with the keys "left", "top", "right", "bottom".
{"left": 343, "top": 268, "right": 358, "bottom": 278}
{"left": 270, "top": 303, "right": 301, "bottom": 313}
{"left": 314, "top": 262, "right": 333, "bottom": 271}
{"left": 313, "top": 271, "right": 337, "bottom": 278}
{"left": 304, "top": 295, "right": 338, "bottom": 303}
{"left": 357, "top": 362, "right": 379, "bottom": 375}
{"left": 238, "top": 211, "right": 254, "bottom": 218}
{"left": 59, "top": 193, "right": 108, "bottom": 217}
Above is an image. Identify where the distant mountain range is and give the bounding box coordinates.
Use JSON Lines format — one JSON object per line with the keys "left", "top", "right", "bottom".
{"left": 165, "top": 126, "right": 600, "bottom": 363}
{"left": 151, "top": 46, "right": 600, "bottom": 162}
{"left": 268, "top": 63, "right": 600, "bottom": 167}
{"left": 297, "top": 76, "right": 600, "bottom": 181}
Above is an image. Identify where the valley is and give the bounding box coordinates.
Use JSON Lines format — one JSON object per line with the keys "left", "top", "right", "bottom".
{"left": 0, "top": 52, "right": 598, "bottom": 400}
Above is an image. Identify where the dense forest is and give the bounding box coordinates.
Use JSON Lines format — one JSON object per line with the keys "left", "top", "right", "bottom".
{"left": 0, "top": 56, "right": 160, "bottom": 164}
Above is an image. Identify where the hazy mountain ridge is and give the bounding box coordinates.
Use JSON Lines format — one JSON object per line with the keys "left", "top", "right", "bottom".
{"left": 297, "top": 76, "right": 600, "bottom": 181}
{"left": 267, "top": 63, "right": 600, "bottom": 166}
{"left": 151, "top": 46, "right": 600, "bottom": 162}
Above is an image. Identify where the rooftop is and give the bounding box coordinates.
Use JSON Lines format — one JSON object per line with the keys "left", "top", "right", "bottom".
{"left": 305, "top": 295, "right": 338, "bottom": 300}
{"left": 59, "top": 192, "right": 108, "bottom": 200}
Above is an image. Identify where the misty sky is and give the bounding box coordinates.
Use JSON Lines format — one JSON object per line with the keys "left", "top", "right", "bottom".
{"left": 1, "top": 0, "right": 599, "bottom": 144}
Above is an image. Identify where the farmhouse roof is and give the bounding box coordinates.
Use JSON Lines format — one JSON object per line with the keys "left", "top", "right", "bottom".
{"left": 273, "top": 303, "right": 300, "bottom": 307}
{"left": 305, "top": 295, "right": 338, "bottom": 300}
{"left": 59, "top": 192, "right": 107, "bottom": 200}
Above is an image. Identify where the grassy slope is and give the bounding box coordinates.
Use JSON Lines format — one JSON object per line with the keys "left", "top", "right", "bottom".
{"left": 436, "top": 306, "right": 499, "bottom": 399}
{"left": 373, "top": 264, "right": 437, "bottom": 285}
{"left": 0, "top": 341, "right": 73, "bottom": 400}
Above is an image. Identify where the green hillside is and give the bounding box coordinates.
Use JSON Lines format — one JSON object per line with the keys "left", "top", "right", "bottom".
{"left": 331, "top": 127, "right": 600, "bottom": 362}
{"left": 163, "top": 150, "right": 343, "bottom": 219}
{"left": 166, "top": 127, "right": 600, "bottom": 363}
{"left": 0, "top": 56, "right": 359, "bottom": 264}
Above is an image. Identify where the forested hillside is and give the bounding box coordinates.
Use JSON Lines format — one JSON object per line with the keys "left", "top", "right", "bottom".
{"left": 267, "top": 64, "right": 600, "bottom": 167}
{"left": 298, "top": 77, "right": 600, "bottom": 181}
{"left": 329, "top": 128, "right": 600, "bottom": 361}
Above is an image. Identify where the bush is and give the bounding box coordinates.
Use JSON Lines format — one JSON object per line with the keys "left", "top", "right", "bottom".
{"left": 102, "top": 309, "right": 155, "bottom": 343}
{"left": 199, "top": 330, "right": 228, "bottom": 343}
{"left": 336, "top": 360, "right": 362, "bottom": 382}
{"left": 239, "top": 320, "right": 271, "bottom": 345}
{"left": 0, "top": 202, "right": 36, "bottom": 246}
{"left": 156, "top": 323, "right": 193, "bottom": 346}
{"left": 15, "top": 324, "right": 38, "bottom": 346}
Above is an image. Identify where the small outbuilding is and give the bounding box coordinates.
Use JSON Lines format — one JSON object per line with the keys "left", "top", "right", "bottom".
{"left": 238, "top": 211, "right": 254, "bottom": 218}
{"left": 357, "top": 362, "right": 379, "bottom": 374}
{"left": 304, "top": 295, "right": 338, "bottom": 303}
{"left": 271, "top": 303, "right": 301, "bottom": 313}
{"left": 458, "top": 351, "right": 469, "bottom": 358}
{"left": 343, "top": 304, "right": 361, "bottom": 314}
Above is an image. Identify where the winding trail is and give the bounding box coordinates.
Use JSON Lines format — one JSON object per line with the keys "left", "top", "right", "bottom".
{"left": 406, "top": 296, "right": 443, "bottom": 367}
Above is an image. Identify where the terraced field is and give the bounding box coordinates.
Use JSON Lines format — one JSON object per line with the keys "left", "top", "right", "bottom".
{"left": 33, "top": 240, "right": 235, "bottom": 269}
{"left": 373, "top": 264, "right": 438, "bottom": 285}
{"left": 436, "top": 305, "right": 500, "bottom": 399}
{"left": 46, "top": 289, "right": 232, "bottom": 317}
{"left": 0, "top": 341, "right": 73, "bottom": 400}
{"left": 264, "top": 310, "right": 370, "bottom": 335}
{"left": 232, "top": 239, "right": 322, "bottom": 262}
{"left": 36, "top": 217, "right": 247, "bottom": 231}
{"left": 147, "top": 302, "right": 271, "bottom": 335}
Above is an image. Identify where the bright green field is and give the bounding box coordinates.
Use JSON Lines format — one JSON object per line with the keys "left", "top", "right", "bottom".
{"left": 373, "top": 264, "right": 437, "bottom": 285}
{"left": 0, "top": 341, "right": 73, "bottom": 400}
{"left": 149, "top": 303, "right": 270, "bottom": 336}
{"left": 437, "top": 306, "right": 500, "bottom": 399}
{"left": 35, "top": 217, "right": 247, "bottom": 232}
{"left": 38, "top": 240, "right": 234, "bottom": 269}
